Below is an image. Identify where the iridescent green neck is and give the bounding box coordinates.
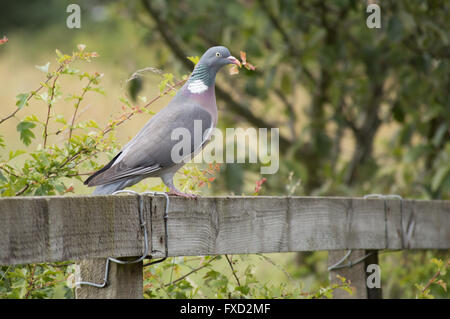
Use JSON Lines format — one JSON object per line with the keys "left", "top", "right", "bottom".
{"left": 189, "top": 64, "right": 214, "bottom": 86}
{"left": 187, "top": 63, "right": 217, "bottom": 94}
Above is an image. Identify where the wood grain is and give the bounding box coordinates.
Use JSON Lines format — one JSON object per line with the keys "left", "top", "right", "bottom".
{"left": 1, "top": 196, "right": 449, "bottom": 265}
{"left": 328, "top": 250, "right": 382, "bottom": 299}
{"left": 75, "top": 258, "right": 143, "bottom": 299}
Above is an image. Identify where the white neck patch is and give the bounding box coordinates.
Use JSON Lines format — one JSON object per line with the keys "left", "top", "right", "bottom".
{"left": 187, "top": 79, "right": 208, "bottom": 94}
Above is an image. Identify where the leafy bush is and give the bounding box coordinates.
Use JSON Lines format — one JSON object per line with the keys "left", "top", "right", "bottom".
{"left": 0, "top": 46, "right": 447, "bottom": 299}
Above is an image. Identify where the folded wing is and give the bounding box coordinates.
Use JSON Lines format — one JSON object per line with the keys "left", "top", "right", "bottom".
{"left": 85, "top": 102, "right": 213, "bottom": 186}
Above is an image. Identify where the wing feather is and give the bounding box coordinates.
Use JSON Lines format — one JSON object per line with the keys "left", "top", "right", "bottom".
{"left": 86, "top": 101, "right": 213, "bottom": 186}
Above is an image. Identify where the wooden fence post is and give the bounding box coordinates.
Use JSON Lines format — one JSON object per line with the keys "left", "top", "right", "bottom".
{"left": 75, "top": 258, "right": 143, "bottom": 299}
{"left": 328, "top": 250, "right": 382, "bottom": 299}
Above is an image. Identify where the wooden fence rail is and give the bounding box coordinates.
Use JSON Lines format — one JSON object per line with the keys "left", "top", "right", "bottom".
{"left": 1, "top": 195, "right": 449, "bottom": 298}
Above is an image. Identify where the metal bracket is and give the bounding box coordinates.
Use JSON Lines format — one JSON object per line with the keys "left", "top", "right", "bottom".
{"left": 142, "top": 191, "right": 169, "bottom": 267}
{"left": 328, "top": 193, "right": 403, "bottom": 272}
{"left": 75, "top": 190, "right": 170, "bottom": 288}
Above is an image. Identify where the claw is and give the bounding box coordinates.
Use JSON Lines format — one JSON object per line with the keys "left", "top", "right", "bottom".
{"left": 167, "top": 188, "right": 198, "bottom": 199}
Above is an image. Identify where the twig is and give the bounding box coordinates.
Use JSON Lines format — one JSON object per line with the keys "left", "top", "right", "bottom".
{"left": 257, "top": 253, "right": 294, "bottom": 281}
{"left": 422, "top": 260, "right": 449, "bottom": 293}
{"left": 24, "top": 264, "right": 37, "bottom": 299}
{"left": 0, "top": 65, "right": 64, "bottom": 126}
{"left": 15, "top": 184, "right": 30, "bottom": 196}
{"left": 126, "top": 66, "right": 164, "bottom": 83}
{"left": 164, "top": 255, "right": 219, "bottom": 287}
{"left": 68, "top": 75, "right": 100, "bottom": 141}
{"left": 225, "top": 254, "right": 241, "bottom": 286}
{"left": 43, "top": 70, "right": 62, "bottom": 148}
{"left": 0, "top": 265, "right": 11, "bottom": 282}
{"left": 102, "top": 78, "right": 185, "bottom": 135}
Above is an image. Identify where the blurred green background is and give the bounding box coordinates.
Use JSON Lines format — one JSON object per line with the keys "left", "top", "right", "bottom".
{"left": 0, "top": 0, "right": 448, "bottom": 298}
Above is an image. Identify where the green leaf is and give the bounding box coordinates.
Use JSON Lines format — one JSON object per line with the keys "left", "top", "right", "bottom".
{"left": 24, "top": 114, "right": 41, "bottom": 124}
{"left": 61, "top": 67, "right": 79, "bottom": 75}
{"left": 432, "top": 123, "right": 448, "bottom": 147}
{"left": 9, "top": 149, "right": 26, "bottom": 160}
{"left": 55, "top": 49, "right": 63, "bottom": 58}
{"left": 16, "top": 121, "right": 36, "bottom": 146}
{"left": 235, "top": 285, "right": 250, "bottom": 295}
{"left": 35, "top": 62, "right": 50, "bottom": 73}
{"left": 187, "top": 56, "right": 200, "bottom": 65}
{"left": 430, "top": 258, "right": 443, "bottom": 268}
{"left": 16, "top": 93, "right": 29, "bottom": 109}
{"left": 431, "top": 166, "right": 450, "bottom": 192}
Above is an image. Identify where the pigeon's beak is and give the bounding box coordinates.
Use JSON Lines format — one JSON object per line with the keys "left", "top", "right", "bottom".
{"left": 227, "top": 56, "right": 241, "bottom": 67}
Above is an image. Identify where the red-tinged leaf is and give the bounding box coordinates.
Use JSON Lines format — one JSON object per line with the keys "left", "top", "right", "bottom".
{"left": 0, "top": 36, "right": 8, "bottom": 45}
{"left": 244, "top": 63, "right": 256, "bottom": 71}
{"left": 229, "top": 65, "right": 239, "bottom": 75}
{"left": 208, "top": 177, "right": 216, "bottom": 182}
{"left": 64, "top": 186, "right": 74, "bottom": 193}
{"left": 238, "top": 51, "right": 256, "bottom": 71}
{"left": 240, "top": 51, "right": 247, "bottom": 64}
{"left": 254, "top": 177, "right": 267, "bottom": 194}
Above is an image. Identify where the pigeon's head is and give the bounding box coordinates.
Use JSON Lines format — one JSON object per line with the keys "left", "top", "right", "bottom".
{"left": 198, "top": 46, "right": 240, "bottom": 71}
{"left": 186, "top": 46, "right": 240, "bottom": 93}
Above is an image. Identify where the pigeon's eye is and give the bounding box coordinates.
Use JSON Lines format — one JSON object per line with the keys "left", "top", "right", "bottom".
{"left": 215, "top": 52, "right": 221, "bottom": 57}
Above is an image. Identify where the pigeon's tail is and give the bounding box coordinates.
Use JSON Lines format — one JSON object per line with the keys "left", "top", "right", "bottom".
{"left": 92, "top": 181, "right": 127, "bottom": 195}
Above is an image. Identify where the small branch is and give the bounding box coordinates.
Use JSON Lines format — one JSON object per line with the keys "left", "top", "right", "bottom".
{"left": 0, "top": 165, "right": 19, "bottom": 178}
{"left": 257, "top": 253, "right": 294, "bottom": 281}
{"left": 422, "top": 260, "right": 449, "bottom": 293}
{"left": 102, "top": 78, "right": 185, "bottom": 136}
{"left": 43, "top": 70, "right": 62, "bottom": 148}
{"left": 164, "top": 256, "right": 219, "bottom": 287}
{"left": 24, "top": 264, "right": 37, "bottom": 299}
{"left": 68, "top": 74, "right": 101, "bottom": 141}
{"left": 15, "top": 183, "right": 30, "bottom": 196}
{"left": 225, "top": 254, "right": 241, "bottom": 287}
{"left": 0, "top": 65, "right": 63, "bottom": 126}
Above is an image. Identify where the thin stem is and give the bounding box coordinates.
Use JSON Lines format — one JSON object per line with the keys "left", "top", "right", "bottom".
{"left": 15, "top": 184, "right": 30, "bottom": 196}
{"left": 68, "top": 76, "right": 97, "bottom": 141}
{"left": 102, "top": 79, "right": 185, "bottom": 136}
{"left": 24, "top": 264, "right": 37, "bottom": 299}
{"left": 0, "top": 65, "right": 63, "bottom": 126}
{"left": 225, "top": 254, "right": 241, "bottom": 286}
{"left": 422, "top": 260, "right": 449, "bottom": 293}
{"left": 164, "top": 256, "right": 219, "bottom": 287}
{"left": 43, "top": 71, "right": 62, "bottom": 148}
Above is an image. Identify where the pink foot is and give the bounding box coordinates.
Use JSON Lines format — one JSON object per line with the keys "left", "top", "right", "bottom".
{"left": 167, "top": 188, "right": 198, "bottom": 199}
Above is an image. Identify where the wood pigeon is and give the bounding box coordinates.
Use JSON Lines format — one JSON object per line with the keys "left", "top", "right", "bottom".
{"left": 85, "top": 46, "right": 240, "bottom": 197}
